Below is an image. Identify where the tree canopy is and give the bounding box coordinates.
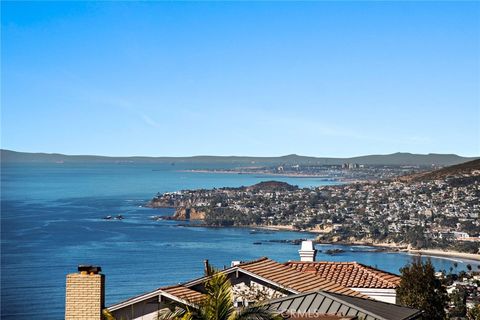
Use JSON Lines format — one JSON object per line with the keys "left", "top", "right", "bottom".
{"left": 397, "top": 257, "right": 448, "bottom": 319}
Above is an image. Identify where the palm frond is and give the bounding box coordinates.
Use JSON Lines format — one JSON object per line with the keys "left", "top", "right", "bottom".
{"left": 202, "top": 272, "right": 235, "bottom": 320}
{"left": 233, "top": 304, "right": 283, "bottom": 320}
{"left": 157, "top": 303, "right": 195, "bottom": 320}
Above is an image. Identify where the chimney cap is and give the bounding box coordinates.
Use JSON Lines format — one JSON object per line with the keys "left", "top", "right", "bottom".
{"left": 78, "top": 265, "right": 102, "bottom": 274}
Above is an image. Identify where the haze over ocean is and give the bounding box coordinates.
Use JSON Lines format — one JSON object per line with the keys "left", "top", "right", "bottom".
{"left": 1, "top": 162, "right": 477, "bottom": 319}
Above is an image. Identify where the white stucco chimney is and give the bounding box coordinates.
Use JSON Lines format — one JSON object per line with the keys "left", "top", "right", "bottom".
{"left": 299, "top": 240, "right": 317, "bottom": 262}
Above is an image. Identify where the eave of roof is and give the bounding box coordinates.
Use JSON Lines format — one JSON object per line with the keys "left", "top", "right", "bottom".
{"left": 108, "top": 285, "right": 202, "bottom": 312}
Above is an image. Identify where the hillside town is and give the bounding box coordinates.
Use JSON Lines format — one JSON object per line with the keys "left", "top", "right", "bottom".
{"left": 150, "top": 163, "right": 480, "bottom": 254}
{"left": 187, "top": 163, "right": 428, "bottom": 181}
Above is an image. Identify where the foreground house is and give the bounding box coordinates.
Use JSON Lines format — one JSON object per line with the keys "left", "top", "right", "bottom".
{"left": 65, "top": 241, "right": 419, "bottom": 320}
{"left": 107, "top": 256, "right": 364, "bottom": 319}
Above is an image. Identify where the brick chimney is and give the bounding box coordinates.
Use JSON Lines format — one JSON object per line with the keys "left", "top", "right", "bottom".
{"left": 299, "top": 240, "right": 317, "bottom": 262}
{"left": 65, "top": 265, "right": 105, "bottom": 320}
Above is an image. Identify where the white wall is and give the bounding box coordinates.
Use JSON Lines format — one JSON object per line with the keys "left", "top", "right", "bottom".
{"left": 350, "top": 288, "right": 397, "bottom": 304}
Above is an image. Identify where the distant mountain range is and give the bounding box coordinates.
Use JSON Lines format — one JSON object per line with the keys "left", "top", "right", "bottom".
{"left": 1, "top": 149, "right": 477, "bottom": 167}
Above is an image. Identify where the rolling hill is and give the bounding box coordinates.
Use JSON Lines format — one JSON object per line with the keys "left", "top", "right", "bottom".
{"left": 1, "top": 149, "right": 477, "bottom": 167}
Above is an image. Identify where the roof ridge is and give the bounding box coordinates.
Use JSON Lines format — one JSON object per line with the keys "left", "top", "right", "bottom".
{"left": 108, "top": 283, "right": 187, "bottom": 311}
{"left": 238, "top": 256, "right": 270, "bottom": 266}
{"left": 160, "top": 284, "right": 186, "bottom": 290}
{"left": 285, "top": 261, "right": 356, "bottom": 265}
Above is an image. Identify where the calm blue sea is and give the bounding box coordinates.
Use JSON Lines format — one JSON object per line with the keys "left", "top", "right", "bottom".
{"left": 1, "top": 163, "right": 478, "bottom": 319}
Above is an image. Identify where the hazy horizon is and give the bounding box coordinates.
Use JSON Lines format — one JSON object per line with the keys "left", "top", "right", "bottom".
{"left": 2, "top": 2, "right": 479, "bottom": 157}
{"left": 2, "top": 148, "right": 478, "bottom": 159}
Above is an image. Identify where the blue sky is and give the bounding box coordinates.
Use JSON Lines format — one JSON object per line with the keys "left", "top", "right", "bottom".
{"left": 2, "top": 1, "right": 479, "bottom": 157}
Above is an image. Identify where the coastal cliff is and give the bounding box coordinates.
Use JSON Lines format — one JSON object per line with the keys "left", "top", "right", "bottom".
{"left": 173, "top": 207, "right": 206, "bottom": 220}
{"left": 147, "top": 197, "right": 206, "bottom": 220}
{"left": 147, "top": 195, "right": 206, "bottom": 220}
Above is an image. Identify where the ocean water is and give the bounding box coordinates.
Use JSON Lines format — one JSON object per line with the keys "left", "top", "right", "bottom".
{"left": 1, "top": 163, "right": 478, "bottom": 319}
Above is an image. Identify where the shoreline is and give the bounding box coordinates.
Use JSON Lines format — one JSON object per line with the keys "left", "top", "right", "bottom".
{"left": 404, "top": 249, "right": 480, "bottom": 262}
{"left": 175, "top": 223, "right": 480, "bottom": 262}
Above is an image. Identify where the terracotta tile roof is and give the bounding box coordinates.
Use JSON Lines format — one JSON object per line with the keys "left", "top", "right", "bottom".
{"left": 285, "top": 261, "right": 400, "bottom": 289}
{"left": 238, "top": 258, "right": 366, "bottom": 298}
{"left": 162, "top": 285, "right": 205, "bottom": 303}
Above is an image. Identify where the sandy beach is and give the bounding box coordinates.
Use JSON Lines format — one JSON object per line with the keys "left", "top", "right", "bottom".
{"left": 405, "top": 249, "right": 480, "bottom": 262}
{"left": 248, "top": 225, "right": 297, "bottom": 231}
{"left": 250, "top": 224, "right": 332, "bottom": 233}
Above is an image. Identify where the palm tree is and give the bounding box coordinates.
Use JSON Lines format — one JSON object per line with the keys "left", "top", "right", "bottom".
{"left": 159, "top": 272, "right": 281, "bottom": 320}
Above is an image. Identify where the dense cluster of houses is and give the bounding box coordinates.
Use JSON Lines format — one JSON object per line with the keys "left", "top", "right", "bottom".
{"left": 150, "top": 171, "right": 479, "bottom": 250}
{"left": 210, "top": 164, "right": 425, "bottom": 181}
{"left": 444, "top": 271, "right": 480, "bottom": 316}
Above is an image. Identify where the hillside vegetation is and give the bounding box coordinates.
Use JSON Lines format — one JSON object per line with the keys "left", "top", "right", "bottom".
{"left": 398, "top": 159, "right": 480, "bottom": 182}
